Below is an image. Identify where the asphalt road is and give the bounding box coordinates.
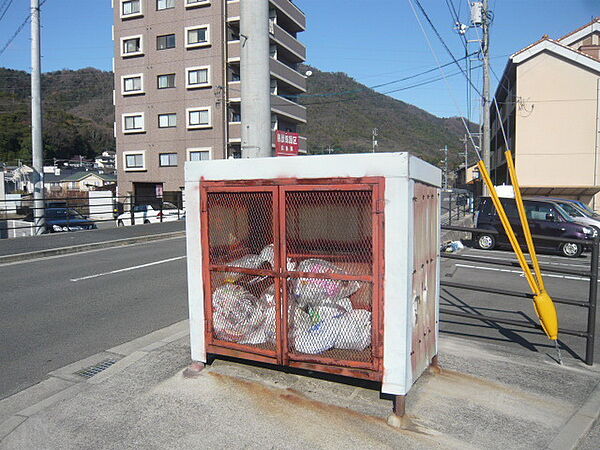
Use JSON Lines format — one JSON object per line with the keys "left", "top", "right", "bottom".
{"left": 0, "top": 236, "right": 188, "bottom": 400}
{"left": 440, "top": 245, "right": 600, "bottom": 366}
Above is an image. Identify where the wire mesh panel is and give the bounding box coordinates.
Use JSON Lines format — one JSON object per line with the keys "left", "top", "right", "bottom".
{"left": 206, "top": 192, "right": 274, "bottom": 265}
{"left": 283, "top": 188, "right": 378, "bottom": 368}
{"left": 204, "top": 190, "right": 279, "bottom": 357}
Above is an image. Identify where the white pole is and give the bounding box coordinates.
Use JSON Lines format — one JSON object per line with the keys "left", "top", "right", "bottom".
{"left": 31, "top": 0, "right": 45, "bottom": 234}
{"left": 240, "top": 0, "right": 271, "bottom": 158}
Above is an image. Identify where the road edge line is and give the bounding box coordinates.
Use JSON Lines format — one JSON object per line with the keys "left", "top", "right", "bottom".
{"left": 0, "top": 231, "right": 185, "bottom": 264}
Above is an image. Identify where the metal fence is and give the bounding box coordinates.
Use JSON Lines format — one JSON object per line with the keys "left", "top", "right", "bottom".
{"left": 0, "top": 194, "right": 185, "bottom": 237}
{"left": 441, "top": 190, "right": 473, "bottom": 226}
{"left": 441, "top": 225, "right": 598, "bottom": 365}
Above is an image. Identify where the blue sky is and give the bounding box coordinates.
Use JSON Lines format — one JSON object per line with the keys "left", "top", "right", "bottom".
{"left": 0, "top": 0, "right": 596, "bottom": 119}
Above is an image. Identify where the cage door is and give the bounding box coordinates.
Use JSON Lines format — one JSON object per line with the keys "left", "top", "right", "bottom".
{"left": 201, "top": 186, "right": 283, "bottom": 363}
{"left": 279, "top": 184, "right": 382, "bottom": 372}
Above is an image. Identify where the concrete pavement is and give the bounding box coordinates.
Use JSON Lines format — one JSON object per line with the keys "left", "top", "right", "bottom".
{"left": 1, "top": 326, "right": 599, "bottom": 449}
{"left": 0, "top": 237, "right": 188, "bottom": 400}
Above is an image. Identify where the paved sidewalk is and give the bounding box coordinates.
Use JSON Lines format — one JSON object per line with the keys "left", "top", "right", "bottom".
{"left": 1, "top": 329, "right": 598, "bottom": 449}
{"left": 0, "top": 221, "right": 184, "bottom": 260}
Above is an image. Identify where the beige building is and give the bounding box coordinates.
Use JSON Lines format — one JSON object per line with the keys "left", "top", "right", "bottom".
{"left": 491, "top": 18, "right": 600, "bottom": 208}
{"left": 113, "top": 0, "right": 307, "bottom": 203}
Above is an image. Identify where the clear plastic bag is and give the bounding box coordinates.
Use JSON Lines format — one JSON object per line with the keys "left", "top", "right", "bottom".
{"left": 212, "top": 284, "right": 265, "bottom": 343}
{"left": 292, "top": 259, "right": 360, "bottom": 308}
{"left": 259, "top": 244, "right": 296, "bottom": 271}
{"left": 223, "top": 254, "right": 266, "bottom": 282}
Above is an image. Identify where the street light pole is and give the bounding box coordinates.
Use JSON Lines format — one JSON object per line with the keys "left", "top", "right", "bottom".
{"left": 31, "top": 0, "right": 45, "bottom": 235}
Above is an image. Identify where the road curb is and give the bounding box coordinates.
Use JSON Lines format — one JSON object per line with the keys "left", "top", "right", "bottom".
{"left": 546, "top": 379, "right": 600, "bottom": 450}
{"left": 0, "top": 320, "right": 189, "bottom": 442}
{"left": 0, "top": 231, "right": 185, "bottom": 264}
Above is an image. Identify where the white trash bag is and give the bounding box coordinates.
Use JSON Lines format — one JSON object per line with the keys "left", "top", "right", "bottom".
{"left": 293, "top": 259, "right": 360, "bottom": 308}
{"left": 334, "top": 309, "right": 372, "bottom": 351}
{"left": 223, "top": 254, "right": 266, "bottom": 282}
{"left": 259, "top": 244, "right": 296, "bottom": 271}
{"left": 212, "top": 284, "right": 266, "bottom": 343}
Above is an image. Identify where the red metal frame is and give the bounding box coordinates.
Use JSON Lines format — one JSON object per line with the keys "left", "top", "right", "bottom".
{"left": 199, "top": 177, "right": 386, "bottom": 380}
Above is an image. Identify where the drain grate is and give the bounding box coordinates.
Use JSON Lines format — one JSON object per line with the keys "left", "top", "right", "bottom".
{"left": 75, "top": 358, "right": 119, "bottom": 378}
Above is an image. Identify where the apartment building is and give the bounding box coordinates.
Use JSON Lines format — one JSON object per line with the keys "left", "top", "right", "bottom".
{"left": 490, "top": 18, "right": 600, "bottom": 207}
{"left": 113, "top": 0, "right": 307, "bottom": 202}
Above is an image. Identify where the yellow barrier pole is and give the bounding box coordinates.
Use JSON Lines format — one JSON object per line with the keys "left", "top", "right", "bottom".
{"left": 504, "top": 151, "right": 558, "bottom": 340}
{"left": 505, "top": 150, "right": 546, "bottom": 292}
{"left": 477, "top": 161, "right": 540, "bottom": 296}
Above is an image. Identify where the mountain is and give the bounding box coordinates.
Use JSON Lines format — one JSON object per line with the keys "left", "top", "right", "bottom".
{"left": 0, "top": 67, "right": 114, "bottom": 166}
{"left": 0, "top": 66, "right": 474, "bottom": 168}
{"left": 299, "top": 65, "right": 474, "bottom": 166}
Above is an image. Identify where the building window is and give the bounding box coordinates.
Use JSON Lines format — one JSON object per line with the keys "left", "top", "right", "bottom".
{"left": 186, "top": 66, "right": 210, "bottom": 89}
{"left": 157, "top": 0, "right": 175, "bottom": 10}
{"left": 186, "top": 0, "right": 211, "bottom": 8}
{"left": 185, "top": 25, "right": 210, "bottom": 48}
{"left": 121, "top": 35, "right": 143, "bottom": 57}
{"left": 123, "top": 151, "right": 146, "bottom": 171}
{"left": 158, "top": 113, "right": 177, "bottom": 128}
{"left": 121, "top": 0, "right": 142, "bottom": 18}
{"left": 157, "top": 34, "right": 176, "bottom": 50}
{"left": 186, "top": 107, "right": 211, "bottom": 129}
{"left": 229, "top": 106, "right": 241, "bottom": 123}
{"left": 122, "top": 74, "right": 143, "bottom": 95}
{"left": 188, "top": 148, "right": 211, "bottom": 161}
{"left": 157, "top": 74, "right": 175, "bottom": 89}
{"left": 159, "top": 153, "right": 178, "bottom": 167}
{"left": 122, "top": 113, "right": 145, "bottom": 133}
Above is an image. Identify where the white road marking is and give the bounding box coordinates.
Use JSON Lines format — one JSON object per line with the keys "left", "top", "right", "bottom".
{"left": 70, "top": 256, "right": 186, "bottom": 282}
{"left": 458, "top": 251, "right": 590, "bottom": 269}
{"left": 465, "top": 247, "right": 590, "bottom": 263}
{"left": 454, "top": 263, "right": 591, "bottom": 282}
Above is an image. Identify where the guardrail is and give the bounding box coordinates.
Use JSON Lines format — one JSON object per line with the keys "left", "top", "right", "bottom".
{"left": 441, "top": 225, "right": 598, "bottom": 365}
{"left": 0, "top": 194, "right": 184, "bottom": 236}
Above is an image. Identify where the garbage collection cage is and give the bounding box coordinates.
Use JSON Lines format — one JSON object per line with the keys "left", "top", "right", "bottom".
{"left": 200, "top": 178, "right": 385, "bottom": 380}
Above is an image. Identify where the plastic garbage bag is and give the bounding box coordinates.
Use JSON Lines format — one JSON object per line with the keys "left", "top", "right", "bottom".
{"left": 223, "top": 254, "right": 266, "bottom": 282}
{"left": 291, "top": 307, "right": 341, "bottom": 354}
{"left": 212, "top": 284, "right": 265, "bottom": 343}
{"left": 293, "top": 259, "right": 360, "bottom": 308}
{"left": 259, "top": 244, "right": 296, "bottom": 271}
{"left": 334, "top": 309, "right": 372, "bottom": 351}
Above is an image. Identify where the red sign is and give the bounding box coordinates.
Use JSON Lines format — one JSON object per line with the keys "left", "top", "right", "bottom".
{"left": 275, "top": 130, "right": 300, "bottom": 156}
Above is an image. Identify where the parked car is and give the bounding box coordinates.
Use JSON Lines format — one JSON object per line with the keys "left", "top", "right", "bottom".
{"left": 43, "top": 208, "right": 97, "bottom": 233}
{"left": 533, "top": 197, "right": 600, "bottom": 232}
{"left": 541, "top": 197, "right": 600, "bottom": 220}
{"left": 116, "top": 202, "right": 183, "bottom": 226}
{"left": 474, "top": 197, "right": 595, "bottom": 257}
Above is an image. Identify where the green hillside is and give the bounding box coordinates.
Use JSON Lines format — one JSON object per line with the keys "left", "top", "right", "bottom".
{"left": 299, "top": 65, "right": 473, "bottom": 166}
{"left": 0, "top": 66, "right": 474, "bottom": 168}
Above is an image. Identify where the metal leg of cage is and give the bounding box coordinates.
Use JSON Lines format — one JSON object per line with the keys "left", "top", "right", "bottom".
{"left": 183, "top": 361, "right": 205, "bottom": 379}
{"left": 393, "top": 395, "right": 406, "bottom": 417}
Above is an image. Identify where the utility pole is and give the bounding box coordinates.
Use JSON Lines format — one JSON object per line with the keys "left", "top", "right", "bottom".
{"left": 31, "top": 0, "right": 45, "bottom": 235}
{"left": 372, "top": 128, "right": 378, "bottom": 153}
{"left": 459, "top": 135, "right": 469, "bottom": 184}
{"left": 240, "top": 0, "right": 271, "bottom": 158}
{"left": 440, "top": 145, "right": 448, "bottom": 190}
{"left": 481, "top": 0, "right": 491, "bottom": 194}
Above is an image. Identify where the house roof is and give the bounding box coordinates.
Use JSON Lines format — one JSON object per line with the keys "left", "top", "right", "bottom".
{"left": 557, "top": 17, "right": 600, "bottom": 46}
{"left": 60, "top": 171, "right": 116, "bottom": 182}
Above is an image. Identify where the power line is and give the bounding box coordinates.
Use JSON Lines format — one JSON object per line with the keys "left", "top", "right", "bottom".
{"left": 0, "top": 0, "right": 15, "bottom": 23}
{"left": 412, "top": 0, "right": 482, "bottom": 98}
{"left": 0, "top": 0, "right": 49, "bottom": 58}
